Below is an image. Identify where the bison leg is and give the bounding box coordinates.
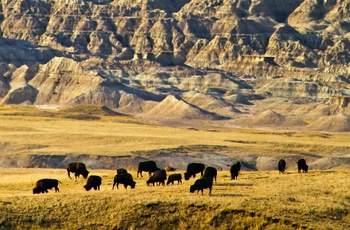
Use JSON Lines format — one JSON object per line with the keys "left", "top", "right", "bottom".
{"left": 67, "top": 169, "right": 72, "bottom": 179}
{"left": 55, "top": 186, "right": 59, "bottom": 192}
{"left": 209, "top": 187, "right": 212, "bottom": 195}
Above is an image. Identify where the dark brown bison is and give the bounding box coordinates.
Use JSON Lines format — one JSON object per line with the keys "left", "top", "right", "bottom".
{"left": 297, "top": 159, "right": 308, "bottom": 173}
{"left": 166, "top": 173, "right": 182, "bottom": 185}
{"left": 230, "top": 162, "right": 241, "bottom": 180}
{"left": 147, "top": 169, "right": 167, "bottom": 186}
{"left": 203, "top": 166, "right": 217, "bottom": 183}
{"left": 66, "top": 162, "right": 89, "bottom": 179}
{"left": 33, "top": 179, "right": 61, "bottom": 194}
{"left": 190, "top": 178, "right": 213, "bottom": 195}
{"left": 278, "top": 159, "right": 286, "bottom": 173}
{"left": 84, "top": 175, "right": 102, "bottom": 191}
{"left": 184, "top": 163, "right": 205, "bottom": 180}
{"left": 137, "top": 161, "right": 160, "bottom": 178}
{"left": 113, "top": 173, "right": 136, "bottom": 189}
{"left": 117, "top": 168, "right": 128, "bottom": 175}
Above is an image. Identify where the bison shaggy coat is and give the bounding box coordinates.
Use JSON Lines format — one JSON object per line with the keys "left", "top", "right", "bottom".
{"left": 66, "top": 162, "right": 89, "bottom": 179}
{"left": 230, "top": 162, "right": 241, "bottom": 180}
{"left": 278, "top": 159, "right": 287, "bottom": 173}
{"left": 84, "top": 175, "right": 102, "bottom": 191}
{"left": 147, "top": 169, "right": 167, "bottom": 186}
{"left": 137, "top": 160, "right": 160, "bottom": 178}
{"left": 117, "top": 168, "right": 128, "bottom": 175}
{"left": 203, "top": 166, "right": 217, "bottom": 183}
{"left": 190, "top": 178, "right": 213, "bottom": 195}
{"left": 113, "top": 173, "right": 136, "bottom": 189}
{"left": 184, "top": 163, "right": 205, "bottom": 180}
{"left": 297, "top": 159, "right": 308, "bottom": 173}
{"left": 33, "top": 179, "right": 61, "bottom": 194}
{"left": 166, "top": 173, "right": 182, "bottom": 185}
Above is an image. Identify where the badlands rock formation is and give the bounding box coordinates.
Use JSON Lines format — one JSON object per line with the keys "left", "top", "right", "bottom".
{"left": 0, "top": 0, "right": 349, "bottom": 130}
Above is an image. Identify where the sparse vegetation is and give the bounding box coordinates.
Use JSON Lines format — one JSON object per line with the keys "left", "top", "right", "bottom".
{"left": 1, "top": 169, "right": 350, "bottom": 229}
{"left": 1, "top": 105, "right": 350, "bottom": 229}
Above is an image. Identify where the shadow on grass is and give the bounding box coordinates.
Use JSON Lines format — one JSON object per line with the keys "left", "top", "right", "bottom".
{"left": 210, "top": 193, "right": 245, "bottom": 197}
{"left": 215, "top": 183, "right": 254, "bottom": 187}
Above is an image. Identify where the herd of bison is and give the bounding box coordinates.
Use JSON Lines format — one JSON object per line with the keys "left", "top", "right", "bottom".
{"left": 32, "top": 159, "right": 309, "bottom": 195}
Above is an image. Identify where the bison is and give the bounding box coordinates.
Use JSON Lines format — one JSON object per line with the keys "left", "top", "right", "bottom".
{"left": 230, "top": 162, "right": 241, "bottom": 180}
{"left": 184, "top": 163, "right": 205, "bottom": 180}
{"left": 117, "top": 168, "right": 128, "bottom": 175}
{"left": 66, "top": 162, "right": 89, "bottom": 179}
{"left": 190, "top": 178, "right": 213, "bottom": 195}
{"left": 203, "top": 166, "right": 217, "bottom": 183}
{"left": 113, "top": 173, "right": 136, "bottom": 189}
{"left": 166, "top": 173, "right": 182, "bottom": 185}
{"left": 278, "top": 159, "right": 286, "bottom": 174}
{"left": 137, "top": 160, "right": 160, "bottom": 178}
{"left": 297, "top": 159, "right": 308, "bottom": 173}
{"left": 84, "top": 175, "right": 102, "bottom": 191}
{"left": 33, "top": 179, "right": 61, "bottom": 194}
{"left": 147, "top": 169, "right": 167, "bottom": 186}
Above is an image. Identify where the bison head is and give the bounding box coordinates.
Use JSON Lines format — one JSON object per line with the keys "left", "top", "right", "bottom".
{"left": 190, "top": 185, "right": 195, "bottom": 193}
{"left": 84, "top": 184, "right": 92, "bottom": 191}
{"left": 130, "top": 181, "right": 136, "bottom": 189}
{"left": 82, "top": 170, "right": 89, "bottom": 179}
{"left": 33, "top": 187, "right": 42, "bottom": 194}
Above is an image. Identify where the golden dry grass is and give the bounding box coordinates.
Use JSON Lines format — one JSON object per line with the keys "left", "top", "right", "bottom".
{"left": 1, "top": 105, "right": 350, "bottom": 229}
{"left": 1, "top": 168, "right": 350, "bottom": 229}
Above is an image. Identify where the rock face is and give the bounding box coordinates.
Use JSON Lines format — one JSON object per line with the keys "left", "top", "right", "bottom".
{"left": 0, "top": 0, "right": 349, "bottom": 130}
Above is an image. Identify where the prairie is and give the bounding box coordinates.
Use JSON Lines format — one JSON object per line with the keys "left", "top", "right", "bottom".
{"left": 1, "top": 105, "right": 350, "bottom": 229}
{"left": 1, "top": 168, "right": 350, "bottom": 229}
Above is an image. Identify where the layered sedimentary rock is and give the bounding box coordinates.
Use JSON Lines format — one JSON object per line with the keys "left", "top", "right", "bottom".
{"left": 0, "top": 0, "right": 349, "bottom": 128}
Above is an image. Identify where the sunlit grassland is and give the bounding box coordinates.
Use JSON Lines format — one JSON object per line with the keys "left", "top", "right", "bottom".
{"left": 1, "top": 105, "right": 350, "bottom": 158}
{"left": 1, "top": 168, "right": 350, "bottom": 229}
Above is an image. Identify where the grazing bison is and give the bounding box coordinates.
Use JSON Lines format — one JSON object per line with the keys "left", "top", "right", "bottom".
{"left": 203, "top": 166, "right": 217, "bottom": 183}
{"left": 278, "top": 159, "right": 287, "bottom": 174}
{"left": 117, "top": 168, "right": 128, "bottom": 175}
{"left": 113, "top": 173, "right": 136, "bottom": 189}
{"left": 166, "top": 173, "right": 182, "bottom": 185}
{"left": 147, "top": 169, "right": 167, "bottom": 186}
{"left": 66, "top": 162, "right": 89, "bottom": 179}
{"left": 33, "top": 179, "right": 61, "bottom": 194}
{"left": 297, "top": 159, "right": 308, "bottom": 173}
{"left": 184, "top": 163, "right": 205, "bottom": 180}
{"left": 137, "top": 160, "right": 160, "bottom": 178}
{"left": 84, "top": 175, "right": 102, "bottom": 191}
{"left": 230, "top": 162, "right": 241, "bottom": 180}
{"left": 190, "top": 178, "right": 213, "bottom": 195}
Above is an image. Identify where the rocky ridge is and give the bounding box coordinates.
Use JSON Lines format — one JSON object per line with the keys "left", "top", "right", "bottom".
{"left": 0, "top": 0, "right": 349, "bottom": 131}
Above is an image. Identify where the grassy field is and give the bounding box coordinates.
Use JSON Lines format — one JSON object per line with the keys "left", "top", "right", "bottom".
{"left": 1, "top": 105, "right": 350, "bottom": 229}
{"left": 1, "top": 168, "right": 350, "bottom": 229}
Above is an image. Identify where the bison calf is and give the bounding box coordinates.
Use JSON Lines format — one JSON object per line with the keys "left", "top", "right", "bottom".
{"left": 84, "top": 175, "right": 102, "bottom": 191}
{"left": 33, "top": 179, "right": 61, "bottom": 194}
{"left": 113, "top": 173, "right": 136, "bottom": 189}
{"left": 190, "top": 178, "right": 213, "bottom": 195}
{"left": 166, "top": 173, "right": 182, "bottom": 185}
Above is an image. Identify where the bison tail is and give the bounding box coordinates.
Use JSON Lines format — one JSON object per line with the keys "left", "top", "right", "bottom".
{"left": 58, "top": 180, "right": 63, "bottom": 184}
